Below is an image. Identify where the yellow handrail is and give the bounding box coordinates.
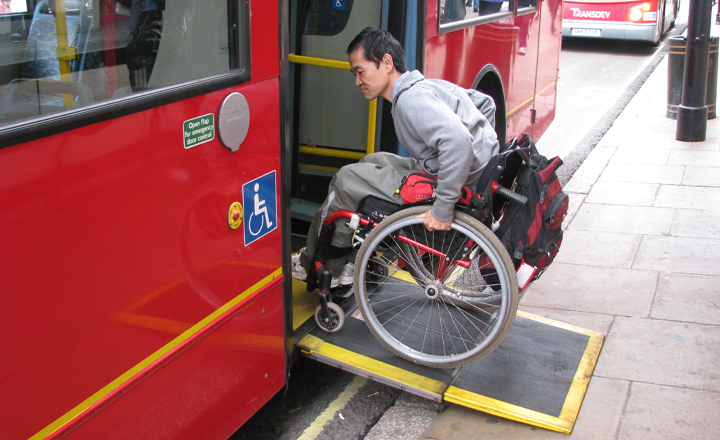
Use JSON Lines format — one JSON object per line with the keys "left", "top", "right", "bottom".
{"left": 289, "top": 54, "right": 351, "bottom": 70}
{"left": 298, "top": 145, "right": 366, "bottom": 161}
{"left": 53, "top": 0, "right": 78, "bottom": 108}
{"left": 289, "top": 53, "right": 377, "bottom": 158}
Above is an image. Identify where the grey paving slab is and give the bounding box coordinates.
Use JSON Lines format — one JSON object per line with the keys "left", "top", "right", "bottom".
{"left": 667, "top": 149, "right": 720, "bottom": 166}
{"left": 629, "top": 115, "right": 678, "bottom": 135}
{"left": 670, "top": 139, "right": 720, "bottom": 150}
{"left": 423, "top": 377, "right": 630, "bottom": 440}
{"left": 569, "top": 204, "right": 674, "bottom": 235}
{"left": 562, "top": 145, "right": 617, "bottom": 194}
{"left": 598, "top": 163, "right": 685, "bottom": 184}
{"left": 683, "top": 166, "right": 720, "bottom": 186}
{"left": 599, "top": 119, "right": 634, "bottom": 149}
{"left": 616, "top": 130, "right": 692, "bottom": 150}
{"left": 595, "top": 316, "right": 720, "bottom": 392}
{"left": 670, "top": 208, "right": 720, "bottom": 238}
{"left": 522, "top": 263, "right": 657, "bottom": 317}
{"left": 584, "top": 181, "right": 659, "bottom": 206}
{"left": 651, "top": 273, "right": 720, "bottom": 326}
{"left": 552, "top": 230, "right": 642, "bottom": 269}
{"left": 654, "top": 185, "right": 720, "bottom": 210}
{"left": 609, "top": 147, "right": 671, "bottom": 165}
{"left": 617, "top": 382, "right": 720, "bottom": 440}
{"left": 634, "top": 235, "right": 720, "bottom": 276}
{"left": 562, "top": 192, "right": 586, "bottom": 226}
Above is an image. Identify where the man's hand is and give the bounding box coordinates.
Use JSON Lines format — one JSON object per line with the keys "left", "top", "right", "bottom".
{"left": 416, "top": 210, "right": 452, "bottom": 231}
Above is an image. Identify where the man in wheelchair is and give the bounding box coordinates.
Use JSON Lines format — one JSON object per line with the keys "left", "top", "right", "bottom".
{"left": 292, "top": 27, "right": 500, "bottom": 290}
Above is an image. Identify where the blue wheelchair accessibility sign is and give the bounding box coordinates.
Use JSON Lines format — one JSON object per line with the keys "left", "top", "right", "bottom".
{"left": 242, "top": 170, "right": 277, "bottom": 246}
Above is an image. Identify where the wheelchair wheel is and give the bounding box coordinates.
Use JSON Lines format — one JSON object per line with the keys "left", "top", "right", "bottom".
{"left": 354, "top": 206, "right": 518, "bottom": 368}
{"left": 314, "top": 302, "right": 345, "bottom": 333}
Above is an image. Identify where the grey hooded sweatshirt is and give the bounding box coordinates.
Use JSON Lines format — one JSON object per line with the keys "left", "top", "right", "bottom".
{"left": 392, "top": 70, "right": 499, "bottom": 222}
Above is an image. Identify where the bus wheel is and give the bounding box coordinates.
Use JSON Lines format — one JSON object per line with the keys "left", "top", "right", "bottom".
{"left": 315, "top": 302, "right": 345, "bottom": 332}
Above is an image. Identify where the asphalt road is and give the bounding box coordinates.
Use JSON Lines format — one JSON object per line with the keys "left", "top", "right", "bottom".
{"left": 230, "top": 7, "right": 691, "bottom": 439}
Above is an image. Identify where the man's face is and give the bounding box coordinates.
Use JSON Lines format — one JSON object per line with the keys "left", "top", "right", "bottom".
{"left": 349, "top": 47, "right": 392, "bottom": 101}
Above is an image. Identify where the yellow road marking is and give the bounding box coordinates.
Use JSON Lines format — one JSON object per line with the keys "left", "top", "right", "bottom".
{"left": 298, "top": 376, "right": 367, "bottom": 439}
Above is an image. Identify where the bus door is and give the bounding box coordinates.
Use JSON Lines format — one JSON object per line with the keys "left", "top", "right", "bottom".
{"left": 286, "top": 1, "right": 600, "bottom": 435}
{"left": 523, "top": 0, "right": 562, "bottom": 137}
{"left": 288, "top": 0, "right": 383, "bottom": 221}
{"left": 508, "top": 0, "right": 542, "bottom": 138}
{"left": 0, "top": 1, "right": 286, "bottom": 439}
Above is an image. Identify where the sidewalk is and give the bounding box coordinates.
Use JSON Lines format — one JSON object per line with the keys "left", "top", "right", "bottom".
{"left": 418, "top": 48, "right": 720, "bottom": 439}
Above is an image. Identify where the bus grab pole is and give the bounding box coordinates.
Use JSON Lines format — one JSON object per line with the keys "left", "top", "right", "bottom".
{"left": 676, "top": 0, "right": 713, "bottom": 141}
{"left": 53, "top": 0, "right": 78, "bottom": 108}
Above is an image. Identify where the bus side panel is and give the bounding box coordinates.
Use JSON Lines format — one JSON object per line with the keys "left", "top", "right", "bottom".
{"left": 0, "top": 75, "right": 284, "bottom": 440}
{"left": 533, "top": 0, "right": 563, "bottom": 139}
{"left": 423, "top": 1, "right": 561, "bottom": 141}
{"left": 56, "top": 280, "right": 285, "bottom": 440}
{"left": 424, "top": 19, "right": 513, "bottom": 102}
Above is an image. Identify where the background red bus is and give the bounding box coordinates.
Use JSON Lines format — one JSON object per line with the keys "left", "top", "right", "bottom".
{"left": 562, "top": 0, "right": 681, "bottom": 44}
{"left": 0, "top": 0, "right": 561, "bottom": 439}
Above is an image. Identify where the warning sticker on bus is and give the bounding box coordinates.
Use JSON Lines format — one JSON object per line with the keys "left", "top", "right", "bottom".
{"left": 183, "top": 114, "right": 216, "bottom": 149}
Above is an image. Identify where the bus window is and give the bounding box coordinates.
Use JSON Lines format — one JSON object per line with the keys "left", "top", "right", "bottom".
{"left": 0, "top": 0, "right": 245, "bottom": 128}
{"left": 517, "top": 0, "right": 538, "bottom": 13}
{"left": 304, "top": 0, "right": 354, "bottom": 36}
{"left": 292, "top": 0, "right": 381, "bottom": 203}
{"left": 0, "top": 0, "right": 29, "bottom": 13}
{"left": 440, "top": 0, "right": 513, "bottom": 26}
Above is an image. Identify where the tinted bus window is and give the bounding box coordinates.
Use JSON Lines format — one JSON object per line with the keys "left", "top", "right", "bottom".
{"left": 518, "top": 0, "right": 538, "bottom": 12}
{"left": 0, "top": 0, "right": 244, "bottom": 127}
{"left": 440, "top": 0, "right": 513, "bottom": 25}
{"left": 304, "top": 0, "right": 355, "bottom": 36}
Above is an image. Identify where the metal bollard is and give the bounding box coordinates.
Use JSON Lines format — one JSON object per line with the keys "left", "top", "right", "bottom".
{"left": 667, "top": 36, "right": 718, "bottom": 120}
{"left": 708, "top": 37, "right": 719, "bottom": 119}
{"left": 677, "top": 0, "right": 714, "bottom": 142}
{"left": 667, "top": 36, "right": 687, "bottom": 120}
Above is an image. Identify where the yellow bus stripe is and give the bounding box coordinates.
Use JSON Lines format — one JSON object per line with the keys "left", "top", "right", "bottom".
{"left": 31, "top": 267, "right": 283, "bottom": 440}
{"left": 507, "top": 81, "right": 557, "bottom": 117}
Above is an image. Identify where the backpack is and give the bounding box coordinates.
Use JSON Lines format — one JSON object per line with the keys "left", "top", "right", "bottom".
{"left": 490, "top": 136, "right": 568, "bottom": 290}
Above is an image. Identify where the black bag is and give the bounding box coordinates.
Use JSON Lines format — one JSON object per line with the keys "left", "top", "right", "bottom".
{"left": 491, "top": 136, "right": 569, "bottom": 289}
{"left": 359, "top": 196, "right": 400, "bottom": 223}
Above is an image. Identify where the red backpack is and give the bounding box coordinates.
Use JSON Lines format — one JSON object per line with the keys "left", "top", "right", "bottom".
{"left": 491, "top": 141, "right": 568, "bottom": 289}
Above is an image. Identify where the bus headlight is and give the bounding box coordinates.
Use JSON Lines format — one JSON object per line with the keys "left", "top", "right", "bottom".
{"left": 629, "top": 3, "right": 653, "bottom": 22}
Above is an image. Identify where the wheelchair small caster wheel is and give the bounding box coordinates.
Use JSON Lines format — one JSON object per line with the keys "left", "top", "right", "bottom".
{"left": 314, "top": 302, "right": 345, "bottom": 333}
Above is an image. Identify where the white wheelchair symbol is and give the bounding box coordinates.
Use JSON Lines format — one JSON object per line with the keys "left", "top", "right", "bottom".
{"left": 248, "top": 182, "right": 273, "bottom": 236}
{"left": 334, "top": 0, "right": 343, "bottom": 8}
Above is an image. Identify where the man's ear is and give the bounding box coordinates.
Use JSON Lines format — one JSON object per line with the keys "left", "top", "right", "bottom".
{"left": 382, "top": 53, "right": 394, "bottom": 72}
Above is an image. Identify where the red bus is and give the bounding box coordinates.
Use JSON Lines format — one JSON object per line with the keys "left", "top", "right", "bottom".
{"left": 562, "top": 0, "right": 681, "bottom": 44}
{"left": 0, "top": 0, "right": 562, "bottom": 439}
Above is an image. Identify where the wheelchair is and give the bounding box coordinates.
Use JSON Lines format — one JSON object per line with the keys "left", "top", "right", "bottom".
{"left": 305, "top": 138, "right": 534, "bottom": 369}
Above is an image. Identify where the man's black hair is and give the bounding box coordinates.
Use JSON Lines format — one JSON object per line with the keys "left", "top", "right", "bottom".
{"left": 346, "top": 27, "right": 407, "bottom": 74}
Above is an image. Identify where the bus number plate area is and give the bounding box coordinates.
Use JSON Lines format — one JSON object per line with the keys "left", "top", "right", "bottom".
{"left": 571, "top": 28, "right": 601, "bottom": 36}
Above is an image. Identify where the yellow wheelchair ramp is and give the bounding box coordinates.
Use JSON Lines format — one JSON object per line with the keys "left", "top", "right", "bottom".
{"left": 294, "top": 290, "right": 603, "bottom": 434}
{"left": 443, "top": 311, "right": 604, "bottom": 433}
